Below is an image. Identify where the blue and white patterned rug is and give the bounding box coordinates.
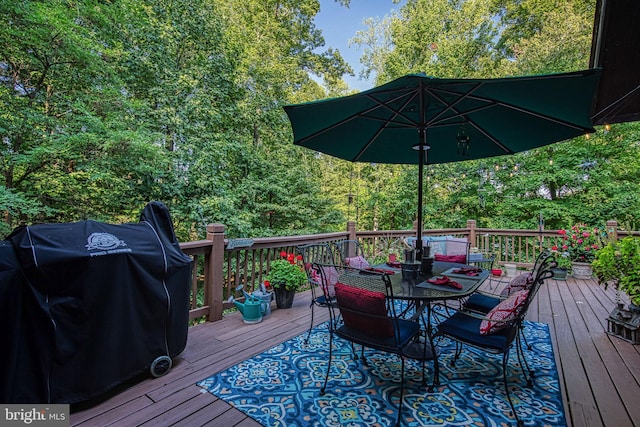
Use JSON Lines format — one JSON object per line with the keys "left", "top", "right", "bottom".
{"left": 198, "top": 320, "right": 565, "bottom": 426}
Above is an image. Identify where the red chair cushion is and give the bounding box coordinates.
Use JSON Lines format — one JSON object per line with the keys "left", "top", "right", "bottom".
{"left": 335, "top": 282, "right": 393, "bottom": 337}
{"left": 480, "top": 289, "right": 529, "bottom": 335}
{"left": 434, "top": 254, "right": 467, "bottom": 264}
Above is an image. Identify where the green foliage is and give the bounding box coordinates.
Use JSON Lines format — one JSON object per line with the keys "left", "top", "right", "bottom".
{"left": 1, "top": 0, "right": 639, "bottom": 245}
{"left": 593, "top": 237, "right": 640, "bottom": 305}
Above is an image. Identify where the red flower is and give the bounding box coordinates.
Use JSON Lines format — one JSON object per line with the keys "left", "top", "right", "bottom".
{"left": 558, "top": 224, "right": 603, "bottom": 263}
{"left": 264, "top": 280, "right": 271, "bottom": 289}
{"left": 280, "top": 251, "right": 287, "bottom": 257}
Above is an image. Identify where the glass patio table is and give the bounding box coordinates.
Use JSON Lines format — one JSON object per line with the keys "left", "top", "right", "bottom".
{"left": 388, "top": 260, "right": 489, "bottom": 301}
{"left": 380, "top": 260, "right": 490, "bottom": 361}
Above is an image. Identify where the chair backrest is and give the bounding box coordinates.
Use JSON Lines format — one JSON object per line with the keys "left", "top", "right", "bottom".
{"left": 500, "top": 248, "right": 552, "bottom": 296}
{"left": 531, "top": 249, "right": 552, "bottom": 277}
{"left": 333, "top": 240, "right": 367, "bottom": 267}
{"left": 480, "top": 254, "right": 556, "bottom": 336}
{"left": 518, "top": 253, "right": 557, "bottom": 317}
{"left": 328, "top": 265, "right": 403, "bottom": 340}
{"left": 308, "top": 262, "right": 340, "bottom": 297}
{"left": 431, "top": 236, "right": 470, "bottom": 263}
{"left": 297, "top": 243, "right": 337, "bottom": 297}
{"left": 297, "top": 243, "right": 336, "bottom": 267}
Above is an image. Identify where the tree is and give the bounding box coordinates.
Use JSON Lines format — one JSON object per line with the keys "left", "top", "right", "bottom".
{"left": 0, "top": 1, "right": 173, "bottom": 236}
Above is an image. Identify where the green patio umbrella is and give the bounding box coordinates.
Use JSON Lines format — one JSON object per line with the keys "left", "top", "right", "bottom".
{"left": 284, "top": 69, "right": 601, "bottom": 258}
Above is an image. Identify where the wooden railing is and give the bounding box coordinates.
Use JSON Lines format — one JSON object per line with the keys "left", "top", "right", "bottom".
{"left": 180, "top": 219, "right": 638, "bottom": 323}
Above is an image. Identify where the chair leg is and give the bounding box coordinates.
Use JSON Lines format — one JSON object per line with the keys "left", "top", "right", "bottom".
{"left": 396, "top": 356, "right": 406, "bottom": 427}
{"left": 520, "top": 324, "right": 533, "bottom": 350}
{"left": 359, "top": 345, "right": 367, "bottom": 365}
{"left": 502, "top": 351, "right": 524, "bottom": 427}
{"left": 450, "top": 342, "right": 463, "bottom": 367}
{"left": 320, "top": 328, "right": 334, "bottom": 395}
{"left": 427, "top": 331, "right": 439, "bottom": 390}
{"left": 305, "top": 301, "right": 315, "bottom": 344}
{"left": 515, "top": 332, "right": 534, "bottom": 385}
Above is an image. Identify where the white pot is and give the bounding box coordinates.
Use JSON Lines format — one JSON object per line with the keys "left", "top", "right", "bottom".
{"left": 504, "top": 263, "right": 517, "bottom": 278}
{"left": 571, "top": 261, "right": 593, "bottom": 280}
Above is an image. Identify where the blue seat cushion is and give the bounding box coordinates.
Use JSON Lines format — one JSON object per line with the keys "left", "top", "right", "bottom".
{"left": 465, "top": 293, "right": 500, "bottom": 313}
{"left": 437, "top": 312, "right": 516, "bottom": 352}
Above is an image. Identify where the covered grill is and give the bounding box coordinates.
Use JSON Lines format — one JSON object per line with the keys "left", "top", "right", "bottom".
{"left": 1, "top": 202, "right": 192, "bottom": 404}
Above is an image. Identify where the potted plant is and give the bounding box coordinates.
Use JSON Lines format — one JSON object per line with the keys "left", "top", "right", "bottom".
{"left": 593, "top": 236, "right": 640, "bottom": 309}
{"left": 557, "top": 224, "right": 604, "bottom": 279}
{"left": 549, "top": 245, "right": 570, "bottom": 280}
{"left": 265, "top": 251, "right": 308, "bottom": 309}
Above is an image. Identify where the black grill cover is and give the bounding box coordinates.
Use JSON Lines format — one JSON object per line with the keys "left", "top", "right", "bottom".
{"left": 2, "top": 201, "right": 192, "bottom": 404}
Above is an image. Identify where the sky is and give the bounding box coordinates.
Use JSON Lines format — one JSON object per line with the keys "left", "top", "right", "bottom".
{"left": 314, "top": 0, "right": 406, "bottom": 91}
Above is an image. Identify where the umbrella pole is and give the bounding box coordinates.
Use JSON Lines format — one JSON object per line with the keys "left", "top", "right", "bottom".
{"left": 415, "top": 128, "right": 429, "bottom": 260}
{"left": 417, "top": 149, "right": 424, "bottom": 260}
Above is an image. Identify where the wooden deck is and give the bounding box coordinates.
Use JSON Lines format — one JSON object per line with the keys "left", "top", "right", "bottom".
{"left": 70, "top": 276, "right": 640, "bottom": 427}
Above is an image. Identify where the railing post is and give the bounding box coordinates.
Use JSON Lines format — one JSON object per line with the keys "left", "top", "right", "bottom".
{"left": 347, "top": 220, "right": 357, "bottom": 241}
{"left": 467, "top": 219, "right": 477, "bottom": 247}
{"left": 606, "top": 220, "right": 618, "bottom": 241}
{"left": 206, "top": 223, "right": 226, "bottom": 322}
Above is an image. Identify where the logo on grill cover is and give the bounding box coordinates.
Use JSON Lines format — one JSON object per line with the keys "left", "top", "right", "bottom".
{"left": 86, "top": 232, "right": 127, "bottom": 251}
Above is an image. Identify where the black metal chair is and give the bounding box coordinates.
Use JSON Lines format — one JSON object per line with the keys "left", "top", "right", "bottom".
{"left": 463, "top": 249, "right": 553, "bottom": 359}
{"left": 333, "top": 239, "right": 368, "bottom": 267}
{"left": 320, "top": 265, "right": 426, "bottom": 427}
{"left": 433, "top": 255, "right": 556, "bottom": 427}
{"left": 465, "top": 250, "right": 552, "bottom": 310}
{"left": 296, "top": 243, "right": 338, "bottom": 343}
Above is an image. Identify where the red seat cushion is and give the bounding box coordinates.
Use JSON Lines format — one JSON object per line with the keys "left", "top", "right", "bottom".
{"left": 335, "top": 282, "right": 393, "bottom": 337}
{"left": 480, "top": 289, "right": 529, "bottom": 335}
{"left": 434, "top": 254, "right": 467, "bottom": 264}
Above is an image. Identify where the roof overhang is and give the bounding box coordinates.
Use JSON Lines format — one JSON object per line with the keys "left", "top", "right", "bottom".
{"left": 589, "top": 0, "right": 640, "bottom": 125}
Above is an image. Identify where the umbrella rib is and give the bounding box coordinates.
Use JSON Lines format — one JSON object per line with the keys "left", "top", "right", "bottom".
{"left": 420, "top": 84, "right": 515, "bottom": 154}
{"left": 423, "top": 83, "right": 483, "bottom": 127}
{"left": 363, "top": 90, "right": 419, "bottom": 127}
{"left": 467, "top": 120, "right": 513, "bottom": 153}
{"left": 353, "top": 91, "right": 421, "bottom": 161}
{"left": 294, "top": 90, "right": 418, "bottom": 150}
{"left": 431, "top": 85, "right": 593, "bottom": 131}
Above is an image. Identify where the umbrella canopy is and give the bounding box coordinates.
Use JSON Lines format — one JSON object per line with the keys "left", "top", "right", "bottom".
{"left": 284, "top": 70, "right": 601, "bottom": 257}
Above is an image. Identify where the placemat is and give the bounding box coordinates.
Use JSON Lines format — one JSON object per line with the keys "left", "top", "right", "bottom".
{"left": 416, "top": 276, "right": 480, "bottom": 294}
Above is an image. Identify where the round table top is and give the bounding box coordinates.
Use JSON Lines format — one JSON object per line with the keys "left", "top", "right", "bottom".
{"left": 387, "top": 261, "right": 490, "bottom": 301}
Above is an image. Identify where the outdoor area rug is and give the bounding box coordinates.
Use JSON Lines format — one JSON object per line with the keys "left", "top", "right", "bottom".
{"left": 197, "top": 320, "right": 565, "bottom": 427}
